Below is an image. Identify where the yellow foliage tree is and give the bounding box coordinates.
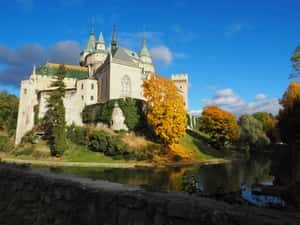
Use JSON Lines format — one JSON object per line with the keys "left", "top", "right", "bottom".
{"left": 143, "top": 74, "right": 187, "bottom": 147}
{"left": 279, "top": 80, "right": 300, "bottom": 109}
{"left": 200, "top": 106, "right": 238, "bottom": 148}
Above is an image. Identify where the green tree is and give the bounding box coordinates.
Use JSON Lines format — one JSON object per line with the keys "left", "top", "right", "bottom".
{"left": 44, "top": 64, "right": 67, "bottom": 156}
{"left": 290, "top": 45, "right": 300, "bottom": 79}
{"left": 253, "top": 112, "right": 278, "bottom": 142}
{"left": 238, "top": 114, "right": 270, "bottom": 150}
{"left": 0, "top": 90, "right": 19, "bottom": 136}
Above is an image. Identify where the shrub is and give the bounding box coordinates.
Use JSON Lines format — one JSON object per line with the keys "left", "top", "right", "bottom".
{"left": 106, "top": 136, "right": 129, "bottom": 156}
{"left": 88, "top": 130, "right": 108, "bottom": 152}
{"left": 0, "top": 136, "right": 11, "bottom": 152}
{"left": 68, "top": 127, "right": 90, "bottom": 146}
{"left": 173, "top": 154, "right": 183, "bottom": 162}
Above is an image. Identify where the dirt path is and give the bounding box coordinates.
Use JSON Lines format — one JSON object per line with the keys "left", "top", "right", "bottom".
{"left": 0, "top": 158, "right": 232, "bottom": 168}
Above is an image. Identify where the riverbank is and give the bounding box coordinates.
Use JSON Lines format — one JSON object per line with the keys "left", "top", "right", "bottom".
{"left": 0, "top": 157, "right": 232, "bottom": 168}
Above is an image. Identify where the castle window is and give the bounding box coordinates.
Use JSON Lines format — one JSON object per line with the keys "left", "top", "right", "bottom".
{"left": 81, "top": 96, "right": 84, "bottom": 100}
{"left": 120, "top": 76, "right": 130, "bottom": 97}
{"left": 81, "top": 84, "right": 84, "bottom": 89}
{"left": 180, "top": 86, "right": 182, "bottom": 89}
{"left": 91, "top": 83, "right": 94, "bottom": 89}
{"left": 91, "top": 96, "right": 94, "bottom": 101}
{"left": 24, "top": 88, "right": 27, "bottom": 95}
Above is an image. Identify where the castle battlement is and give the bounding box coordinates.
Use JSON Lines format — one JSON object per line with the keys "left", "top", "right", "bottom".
{"left": 171, "top": 73, "right": 188, "bottom": 81}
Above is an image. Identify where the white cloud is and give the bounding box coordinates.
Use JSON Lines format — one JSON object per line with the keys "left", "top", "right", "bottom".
{"left": 225, "top": 98, "right": 281, "bottom": 118}
{"left": 150, "top": 46, "right": 173, "bottom": 67}
{"left": 255, "top": 93, "right": 267, "bottom": 100}
{"left": 214, "top": 88, "right": 235, "bottom": 98}
{"left": 189, "top": 110, "right": 202, "bottom": 117}
{"left": 200, "top": 88, "right": 281, "bottom": 117}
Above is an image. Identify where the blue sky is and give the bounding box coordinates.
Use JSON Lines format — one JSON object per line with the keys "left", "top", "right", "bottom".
{"left": 0, "top": 0, "right": 299, "bottom": 116}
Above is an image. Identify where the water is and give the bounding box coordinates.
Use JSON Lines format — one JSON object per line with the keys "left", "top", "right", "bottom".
{"left": 32, "top": 152, "right": 290, "bottom": 208}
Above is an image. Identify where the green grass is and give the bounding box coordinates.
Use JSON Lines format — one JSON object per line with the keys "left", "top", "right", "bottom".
{"left": 62, "top": 142, "right": 126, "bottom": 163}
{"left": 179, "top": 134, "right": 225, "bottom": 160}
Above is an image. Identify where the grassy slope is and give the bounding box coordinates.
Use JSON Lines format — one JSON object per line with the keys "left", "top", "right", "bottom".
{"left": 0, "top": 130, "right": 224, "bottom": 163}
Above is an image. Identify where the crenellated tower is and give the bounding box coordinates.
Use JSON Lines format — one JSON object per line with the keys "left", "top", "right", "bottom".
{"left": 171, "top": 74, "right": 189, "bottom": 110}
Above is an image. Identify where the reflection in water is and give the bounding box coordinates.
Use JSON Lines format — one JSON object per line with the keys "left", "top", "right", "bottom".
{"left": 33, "top": 149, "right": 300, "bottom": 208}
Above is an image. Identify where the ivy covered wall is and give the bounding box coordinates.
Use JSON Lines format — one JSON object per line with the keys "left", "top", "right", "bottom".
{"left": 82, "top": 98, "right": 147, "bottom": 131}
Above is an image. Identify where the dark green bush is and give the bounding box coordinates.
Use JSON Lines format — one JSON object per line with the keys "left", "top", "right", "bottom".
{"left": 173, "top": 154, "right": 183, "bottom": 162}
{"left": 68, "top": 126, "right": 90, "bottom": 146}
{"left": 88, "top": 130, "right": 108, "bottom": 152}
{"left": 0, "top": 136, "right": 11, "bottom": 152}
{"left": 106, "top": 136, "right": 129, "bottom": 156}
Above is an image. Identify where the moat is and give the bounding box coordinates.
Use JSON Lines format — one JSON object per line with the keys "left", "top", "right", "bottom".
{"left": 31, "top": 151, "right": 299, "bottom": 209}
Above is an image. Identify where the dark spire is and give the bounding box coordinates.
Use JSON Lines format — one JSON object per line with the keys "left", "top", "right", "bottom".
{"left": 111, "top": 24, "right": 117, "bottom": 53}
{"left": 92, "top": 17, "right": 95, "bottom": 34}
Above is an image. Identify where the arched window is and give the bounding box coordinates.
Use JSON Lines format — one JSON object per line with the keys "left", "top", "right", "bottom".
{"left": 120, "top": 76, "right": 130, "bottom": 97}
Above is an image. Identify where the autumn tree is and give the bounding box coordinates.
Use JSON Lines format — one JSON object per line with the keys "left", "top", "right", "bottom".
{"left": 289, "top": 45, "right": 300, "bottom": 79}
{"left": 278, "top": 80, "right": 300, "bottom": 143}
{"left": 143, "top": 74, "right": 187, "bottom": 147}
{"left": 199, "top": 106, "right": 238, "bottom": 149}
{"left": 238, "top": 114, "right": 270, "bottom": 150}
{"left": 253, "top": 112, "right": 278, "bottom": 142}
{"left": 44, "top": 64, "right": 67, "bottom": 156}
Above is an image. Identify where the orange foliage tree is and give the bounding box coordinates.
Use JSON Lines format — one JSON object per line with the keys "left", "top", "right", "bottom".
{"left": 199, "top": 106, "right": 238, "bottom": 148}
{"left": 143, "top": 74, "right": 187, "bottom": 147}
{"left": 278, "top": 80, "right": 300, "bottom": 143}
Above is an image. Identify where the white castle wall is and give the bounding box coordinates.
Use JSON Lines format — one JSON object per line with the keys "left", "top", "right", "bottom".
{"left": 109, "top": 61, "right": 144, "bottom": 100}
{"left": 15, "top": 74, "right": 98, "bottom": 145}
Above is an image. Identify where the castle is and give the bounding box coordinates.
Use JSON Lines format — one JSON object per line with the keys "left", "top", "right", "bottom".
{"left": 15, "top": 23, "right": 189, "bottom": 145}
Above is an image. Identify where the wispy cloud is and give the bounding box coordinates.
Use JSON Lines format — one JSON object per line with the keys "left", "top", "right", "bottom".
{"left": 150, "top": 46, "right": 173, "bottom": 68}
{"left": 255, "top": 93, "right": 267, "bottom": 100}
{"left": 206, "top": 85, "right": 218, "bottom": 90}
{"left": 224, "top": 23, "right": 244, "bottom": 37}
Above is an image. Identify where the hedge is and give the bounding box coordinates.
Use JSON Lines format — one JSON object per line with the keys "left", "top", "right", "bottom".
{"left": 82, "top": 98, "right": 147, "bottom": 131}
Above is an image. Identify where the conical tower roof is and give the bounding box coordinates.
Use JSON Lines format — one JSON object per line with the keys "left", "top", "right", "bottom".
{"left": 139, "top": 29, "right": 151, "bottom": 57}
{"left": 84, "top": 18, "right": 96, "bottom": 52}
{"left": 97, "top": 27, "right": 105, "bottom": 44}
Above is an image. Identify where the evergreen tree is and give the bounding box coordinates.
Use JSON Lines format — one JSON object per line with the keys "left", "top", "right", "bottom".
{"left": 44, "top": 64, "right": 67, "bottom": 156}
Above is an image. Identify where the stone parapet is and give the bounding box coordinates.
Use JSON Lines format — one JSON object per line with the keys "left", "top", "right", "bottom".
{"left": 0, "top": 163, "right": 299, "bottom": 225}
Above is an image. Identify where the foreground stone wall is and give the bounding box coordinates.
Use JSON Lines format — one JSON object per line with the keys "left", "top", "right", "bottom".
{"left": 0, "top": 164, "right": 299, "bottom": 225}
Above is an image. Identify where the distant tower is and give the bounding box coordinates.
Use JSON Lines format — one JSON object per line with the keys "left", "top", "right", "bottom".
{"left": 96, "top": 27, "right": 105, "bottom": 52}
{"left": 171, "top": 74, "right": 189, "bottom": 110}
{"left": 139, "top": 27, "right": 152, "bottom": 64}
{"left": 80, "top": 18, "right": 96, "bottom": 66}
{"left": 111, "top": 24, "right": 117, "bottom": 54}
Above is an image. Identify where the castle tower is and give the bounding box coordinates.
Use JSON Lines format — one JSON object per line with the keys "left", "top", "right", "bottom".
{"left": 171, "top": 74, "right": 189, "bottom": 110}
{"left": 139, "top": 28, "right": 152, "bottom": 64}
{"left": 80, "top": 18, "right": 96, "bottom": 66}
{"left": 96, "top": 28, "right": 105, "bottom": 52}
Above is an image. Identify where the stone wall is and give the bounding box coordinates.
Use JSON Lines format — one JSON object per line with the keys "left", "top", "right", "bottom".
{"left": 0, "top": 163, "right": 299, "bottom": 225}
